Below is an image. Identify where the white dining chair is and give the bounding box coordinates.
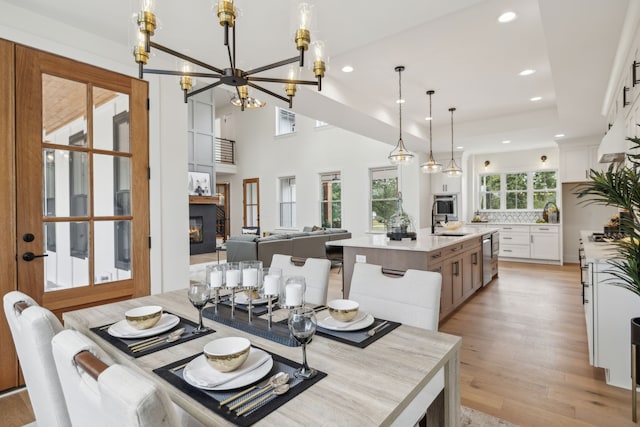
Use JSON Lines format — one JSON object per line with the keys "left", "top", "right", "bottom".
{"left": 51, "top": 329, "right": 188, "bottom": 427}
{"left": 349, "top": 263, "right": 443, "bottom": 427}
{"left": 3, "top": 291, "right": 72, "bottom": 427}
{"left": 270, "top": 254, "right": 331, "bottom": 306}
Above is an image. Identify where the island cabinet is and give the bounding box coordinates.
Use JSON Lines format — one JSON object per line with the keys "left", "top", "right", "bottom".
{"left": 337, "top": 229, "right": 493, "bottom": 321}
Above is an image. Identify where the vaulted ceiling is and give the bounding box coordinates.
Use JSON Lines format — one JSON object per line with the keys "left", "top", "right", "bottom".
{"left": 3, "top": 0, "right": 630, "bottom": 156}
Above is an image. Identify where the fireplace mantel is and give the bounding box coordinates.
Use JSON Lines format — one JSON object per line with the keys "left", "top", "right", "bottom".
{"left": 189, "top": 195, "right": 220, "bottom": 205}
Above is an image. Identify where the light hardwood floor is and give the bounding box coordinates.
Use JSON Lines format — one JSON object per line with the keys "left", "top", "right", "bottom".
{"left": 1, "top": 259, "right": 637, "bottom": 426}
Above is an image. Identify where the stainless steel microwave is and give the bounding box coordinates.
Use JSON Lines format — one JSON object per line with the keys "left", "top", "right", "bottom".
{"left": 434, "top": 194, "right": 458, "bottom": 221}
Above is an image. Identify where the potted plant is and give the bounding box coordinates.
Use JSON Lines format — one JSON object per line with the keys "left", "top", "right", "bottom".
{"left": 575, "top": 136, "right": 640, "bottom": 296}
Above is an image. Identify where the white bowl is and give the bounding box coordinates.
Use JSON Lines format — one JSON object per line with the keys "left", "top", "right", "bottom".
{"left": 442, "top": 221, "right": 463, "bottom": 231}
{"left": 125, "top": 305, "right": 163, "bottom": 330}
{"left": 327, "top": 299, "right": 360, "bottom": 322}
{"left": 204, "top": 337, "right": 251, "bottom": 372}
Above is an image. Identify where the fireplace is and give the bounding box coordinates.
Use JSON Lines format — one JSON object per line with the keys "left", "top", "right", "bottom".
{"left": 189, "top": 203, "right": 217, "bottom": 255}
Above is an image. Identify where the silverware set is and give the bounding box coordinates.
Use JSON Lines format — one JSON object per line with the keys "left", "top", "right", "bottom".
{"left": 367, "top": 320, "right": 389, "bottom": 336}
{"left": 128, "top": 327, "right": 186, "bottom": 353}
{"left": 219, "top": 371, "right": 290, "bottom": 416}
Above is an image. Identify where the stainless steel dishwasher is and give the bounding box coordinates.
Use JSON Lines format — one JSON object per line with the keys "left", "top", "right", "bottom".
{"left": 482, "top": 233, "right": 492, "bottom": 286}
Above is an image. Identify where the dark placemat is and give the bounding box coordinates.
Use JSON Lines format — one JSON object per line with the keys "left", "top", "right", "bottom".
{"left": 91, "top": 313, "right": 216, "bottom": 358}
{"left": 218, "top": 299, "right": 270, "bottom": 316}
{"left": 154, "top": 348, "right": 326, "bottom": 426}
{"left": 203, "top": 305, "right": 299, "bottom": 347}
{"left": 306, "top": 312, "right": 401, "bottom": 348}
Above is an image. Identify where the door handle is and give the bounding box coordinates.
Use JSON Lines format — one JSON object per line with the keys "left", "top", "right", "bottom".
{"left": 22, "top": 252, "right": 48, "bottom": 261}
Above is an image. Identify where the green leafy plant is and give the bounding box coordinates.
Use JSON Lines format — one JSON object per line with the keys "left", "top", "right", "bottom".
{"left": 575, "top": 137, "right": 640, "bottom": 296}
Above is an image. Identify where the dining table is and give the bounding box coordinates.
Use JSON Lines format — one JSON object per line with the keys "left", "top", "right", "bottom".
{"left": 62, "top": 289, "right": 461, "bottom": 426}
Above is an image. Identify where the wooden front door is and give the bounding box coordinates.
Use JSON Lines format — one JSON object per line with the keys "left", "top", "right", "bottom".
{"left": 0, "top": 40, "right": 150, "bottom": 391}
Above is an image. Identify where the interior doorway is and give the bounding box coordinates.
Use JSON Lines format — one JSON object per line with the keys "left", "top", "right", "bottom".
{"left": 242, "top": 178, "right": 260, "bottom": 234}
{"left": 216, "top": 182, "right": 230, "bottom": 241}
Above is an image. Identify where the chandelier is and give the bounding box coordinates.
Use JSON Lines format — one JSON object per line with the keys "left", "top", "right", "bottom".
{"left": 420, "top": 90, "right": 443, "bottom": 173}
{"left": 443, "top": 107, "right": 463, "bottom": 176}
{"left": 133, "top": 0, "right": 327, "bottom": 110}
{"left": 388, "top": 66, "right": 415, "bottom": 165}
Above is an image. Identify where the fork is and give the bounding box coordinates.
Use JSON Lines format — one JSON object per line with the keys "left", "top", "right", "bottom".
{"left": 367, "top": 320, "right": 389, "bottom": 336}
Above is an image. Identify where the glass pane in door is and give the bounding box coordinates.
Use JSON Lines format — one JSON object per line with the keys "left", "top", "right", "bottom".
{"left": 93, "top": 154, "right": 131, "bottom": 217}
{"left": 43, "top": 221, "right": 90, "bottom": 291}
{"left": 94, "top": 220, "right": 132, "bottom": 284}
{"left": 42, "top": 74, "right": 87, "bottom": 146}
{"left": 93, "top": 86, "right": 130, "bottom": 152}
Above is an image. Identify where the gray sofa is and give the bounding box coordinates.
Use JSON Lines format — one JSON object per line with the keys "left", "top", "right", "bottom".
{"left": 225, "top": 229, "right": 351, "bottom": 267}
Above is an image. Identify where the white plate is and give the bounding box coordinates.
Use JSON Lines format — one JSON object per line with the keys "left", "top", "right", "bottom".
{"left": 232, "top": 293, "right": 276, "bottom": 305}
{"left": 183, "top": 347, "right": 273, "bottom": 391}
{"left": 107, "top": 313, "right": 180, "bottom": 339}
{"left": 317, "top": 312, "right": 375, "bottom": 331}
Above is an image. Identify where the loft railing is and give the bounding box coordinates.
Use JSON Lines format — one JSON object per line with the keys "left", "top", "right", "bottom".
{"left": 216, "top": 137, "right": 235, "bottom": 165}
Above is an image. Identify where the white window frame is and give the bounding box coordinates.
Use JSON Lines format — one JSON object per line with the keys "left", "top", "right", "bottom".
{"left": 275, "top": 107, "right": 296, "bottom": 136}
{"left": 369, "top": 166, "right": 398, "bottom": 232}
{"left": 279, "top": 176, "right": 296, "bottom": 228}
{"left": 479, "top": 170, "right": 558, "bottom": 210}
{"left": 319, "top": 172, "right": 341, "bottom": 228}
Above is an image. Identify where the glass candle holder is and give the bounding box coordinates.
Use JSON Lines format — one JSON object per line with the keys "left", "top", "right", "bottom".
{"left": 280, "top": 276, "right": 306, "bottom": 309}
{"left": 262, "top": 267, "right": 282, "bottom": 329}
{"left": 240, "top": 260, "right": 263, "bottom": 323}
{"left": 225, "top": 262, "right": 241, "bottom": 317}
{"left": 206, "top": 264, "right": 226, "bottom": 314}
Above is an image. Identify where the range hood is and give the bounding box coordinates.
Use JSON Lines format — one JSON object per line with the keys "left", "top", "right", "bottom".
{"left": 597, "top": 113, "right": 627, "bottom": 163}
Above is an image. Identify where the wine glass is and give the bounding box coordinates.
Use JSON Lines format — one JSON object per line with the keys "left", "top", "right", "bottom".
{"left": 188, "top": 282, "right": 212, "bottom": 334}
{"left": 288, "top": 306, "right": 317, "bottom": 379}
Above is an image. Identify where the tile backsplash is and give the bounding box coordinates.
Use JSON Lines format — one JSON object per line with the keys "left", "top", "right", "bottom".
{"left": 478, "top": 210, "right": 550, "bottom": 224}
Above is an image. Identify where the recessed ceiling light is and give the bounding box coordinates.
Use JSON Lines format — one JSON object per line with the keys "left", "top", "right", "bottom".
{"left": 498, "top": 11, "right": 517, "bottom": 23}
{"left": 554, "top": 133, "right": 565, "bottom": 138}
{"left": 456, "top": 146, "right": 464, "bottom": 150}
{"left": 519, "top": 69, "right": 536, "bottom": 76}
{"left": 502, "top": 140, "right": 511, "bottom": 144}
{"left": 530, "top": 96, "right": 542, "bottom": 102}
{"left": 424, "top": 116, "right": 432, "bottom": 121}
{"left": 341, "top": 65, "right": 354, "bottom": 73}
{"left": 396, "top": 99, "right": 405, "bottom": 104}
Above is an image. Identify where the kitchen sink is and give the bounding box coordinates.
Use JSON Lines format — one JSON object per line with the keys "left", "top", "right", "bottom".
{"left": 435, "top": 232, "right": 469, "bottom": 237}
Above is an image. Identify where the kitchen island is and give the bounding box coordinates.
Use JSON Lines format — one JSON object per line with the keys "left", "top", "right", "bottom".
{"left": 329, "top": 227, "right": 499, "bottom": 320}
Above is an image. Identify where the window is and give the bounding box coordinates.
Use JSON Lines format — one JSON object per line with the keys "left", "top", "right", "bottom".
{"left": 315, "top": 119, "right": 328, "bottom": 128}
{"left": 275, "top": 107, "right": 296, "bottom": 135}
{"left": 533, "top": 171, "right": 557, "bottom": 208}
{"left": 320, "top": 172, "right": 341, "bottom": 228}
{"left": 280, "top": 177, "right": 296, "bottom": 228}
{"left": 479, "top": 174, "right": 500, "bottom": 210}
{"left": 479, "top": 170, "right": 558, "bottom": 210}
{"left": 370, "top": 166, "right": 398, "bottom": 231}
{"left": 506, "top": 173, "right": 527, "bottom": 209}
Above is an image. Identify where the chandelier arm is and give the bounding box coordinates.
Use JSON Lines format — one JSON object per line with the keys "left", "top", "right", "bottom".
{"left": 185, "top": 81, "right": 225, "bottom": 99}
{"left": 246, "top": 82, "right": 290, "bottom": 104}
{"left": 227, "top": 23, "right": 236, "bottom": 71}
{"left": 244, "top": 56, "right": 299, "bottom": 76}
{"left": 248, "top": 76, "right": 318, "bottom": 86}
{"left": 149, "top": 41, "right": 224, "bottom": 74}
{"left": 143, "top": 69, "right": 222, "bottom": 79}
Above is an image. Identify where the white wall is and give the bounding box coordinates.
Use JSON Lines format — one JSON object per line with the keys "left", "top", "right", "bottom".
{"left": 0, "top": 2, "right": 190, "bottom": 294}
{"left": 218, "top": 103, "right": 427, "bottom": 238}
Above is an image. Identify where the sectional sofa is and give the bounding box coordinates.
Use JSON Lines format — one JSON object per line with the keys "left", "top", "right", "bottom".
{"left": 225, "top": 229, "right": 351, "bottom": 267}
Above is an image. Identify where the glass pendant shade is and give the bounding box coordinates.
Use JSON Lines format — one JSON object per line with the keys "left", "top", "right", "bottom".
{"left": 420, "top": 90, "right": 442, "bottom": 174}
{"left": 443, "top": 107, "right": 462, "bottom": 176}
{"left": 388, "top": 65, "right": 414, "bottom": 165}
{"left": 421, "top": 153, "right": 443, "bottom": 173}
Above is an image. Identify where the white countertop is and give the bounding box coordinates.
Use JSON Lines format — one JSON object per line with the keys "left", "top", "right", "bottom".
{"left": 467, "top": 222, "right": 561, "bottom": 226}
{"left": 329, "top": 227, "right": 499, "bottom": 253}
{"left": 580, "top": 230, "right": 620, "bottom": 262}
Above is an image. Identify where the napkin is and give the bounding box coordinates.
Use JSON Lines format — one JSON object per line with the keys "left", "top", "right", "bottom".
{"left": 184, "top": 348, "right": 271, "bottom": 388}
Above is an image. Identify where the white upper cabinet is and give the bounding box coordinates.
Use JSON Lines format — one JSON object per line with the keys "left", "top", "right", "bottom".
{"left": 559, "top": 143, "right": 608, "bottom": 183}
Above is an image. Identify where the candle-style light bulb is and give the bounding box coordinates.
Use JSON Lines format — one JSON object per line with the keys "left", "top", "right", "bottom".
{"left": 295, "top": 3, "right": 312, "bottom": 65}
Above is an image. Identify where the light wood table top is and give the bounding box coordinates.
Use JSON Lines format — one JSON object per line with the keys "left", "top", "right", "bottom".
{"left": 63, "top": 289, "right": 461, "bottom": 426}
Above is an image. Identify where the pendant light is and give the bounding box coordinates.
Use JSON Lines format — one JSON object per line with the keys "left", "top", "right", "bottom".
{"left": 388, "top": 66, "right": 415, "bottom": 165}
{"left": 420, "top": 90, "right": 442, "bottom": 173}
{"left": 443, "top": 107, "right": 463, "bottom": 176}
